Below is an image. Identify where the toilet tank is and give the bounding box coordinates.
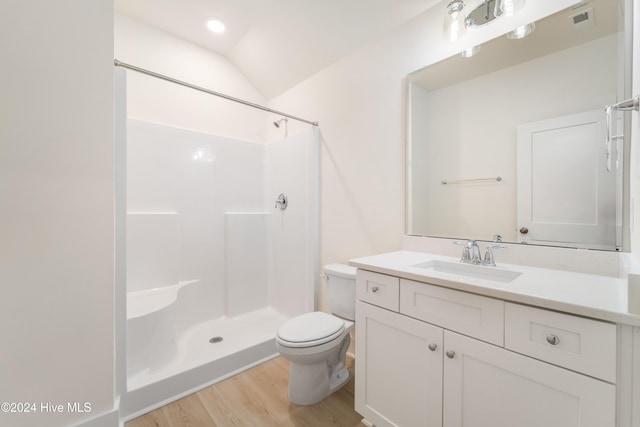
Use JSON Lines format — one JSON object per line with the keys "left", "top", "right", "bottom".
{"left": 324, "top": 263, "right": 357, "bottom": 321}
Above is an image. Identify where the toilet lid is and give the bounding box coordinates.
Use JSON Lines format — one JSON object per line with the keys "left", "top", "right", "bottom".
{"left": 277, "top": 312, "right": 345, "bottom": 347}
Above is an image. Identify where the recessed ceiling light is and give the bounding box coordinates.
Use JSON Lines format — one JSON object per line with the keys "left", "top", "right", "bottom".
{"left": 206, "top": 19, "right": 225, "bottom": 34}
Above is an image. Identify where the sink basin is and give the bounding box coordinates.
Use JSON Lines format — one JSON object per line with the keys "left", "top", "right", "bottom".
{"left": 412, "top": 260, "right": 522, "bottom": 283}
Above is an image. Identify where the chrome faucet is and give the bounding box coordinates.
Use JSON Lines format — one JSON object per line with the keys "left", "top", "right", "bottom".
{"left": 454, "top": 240, "right": 506, "bottom": 267}
{"left": 454, "top": 240, "right": 482, "bottom": 264}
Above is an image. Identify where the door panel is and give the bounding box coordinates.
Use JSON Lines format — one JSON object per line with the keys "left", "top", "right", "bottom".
{"left": 517, "top": 110, "right": 618, "bottom": 249}
{"left": 443, "top": 331, "right": 616, "bottom": 427}
{"left": 355, "top": 301, "right": 443, "bottom": 427}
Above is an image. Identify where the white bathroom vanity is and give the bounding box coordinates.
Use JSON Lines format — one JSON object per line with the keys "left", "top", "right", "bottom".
{"left": 350, "top": 244, "right": 640, "bottom": 427}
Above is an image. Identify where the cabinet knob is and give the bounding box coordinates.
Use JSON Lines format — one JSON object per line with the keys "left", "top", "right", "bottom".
{"left": 371, "top": 286, "right": 379, "bottom": 293}
{"left": 428, "top": 343, "right": 437, "bottom": 352}
{"left": 546, "top": 334, "right": 560, "bottom": 345}
{"left": 519, "top": 227, "right": 529, "bottom": 234}
{"left": 446, "top": 350, "right": 455, "bottom": 359}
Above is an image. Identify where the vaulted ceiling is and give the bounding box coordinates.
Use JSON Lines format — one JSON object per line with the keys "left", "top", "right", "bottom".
{"left": 114, "top": 0, "right": 440, "bottom": 99}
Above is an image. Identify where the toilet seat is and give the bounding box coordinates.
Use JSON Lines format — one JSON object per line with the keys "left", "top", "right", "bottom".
{"left": 277, "top": 312, "right": 345, "bottom": 348}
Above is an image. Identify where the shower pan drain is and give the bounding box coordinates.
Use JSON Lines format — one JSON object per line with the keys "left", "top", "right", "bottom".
{"left": 209, "top": 336, "right": 224, "bottom": 344}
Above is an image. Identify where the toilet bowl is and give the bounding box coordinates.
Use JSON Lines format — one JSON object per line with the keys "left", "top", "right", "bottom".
{"left": 276, "top": 264, "right": 357, "bottom": 406}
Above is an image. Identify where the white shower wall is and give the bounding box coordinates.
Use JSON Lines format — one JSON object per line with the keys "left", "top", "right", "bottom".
{"left": 225, "top": 212, "right": 269, "bottom": 317}
{"left": 127, "top": 119, "right": 317, "bottom": 334}
{"left": 266, "top": 128, "right": 319, "bottom": 317}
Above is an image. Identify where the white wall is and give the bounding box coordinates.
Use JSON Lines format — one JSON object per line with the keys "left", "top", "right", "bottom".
{"left": 114, "top": 14, "right": 268, "bottom": 143}
{"left": 267, "top": 0, "right": 576, "bottom": 309}
{"left": 0, "top": 1, "right": 116, "bottom": 426}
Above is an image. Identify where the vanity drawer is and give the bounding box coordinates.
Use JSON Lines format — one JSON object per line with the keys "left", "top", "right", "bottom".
{"left": 505, "top": 303, "right": 617, "bottom": 383}
{"left": 356, "top": 270, "right": 399, "bottom": 311}
{"left": 400, "top": 279, "right": 504, "bottom": 346}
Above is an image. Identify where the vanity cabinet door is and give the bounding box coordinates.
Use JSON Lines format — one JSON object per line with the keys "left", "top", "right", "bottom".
{"left": 443, "top": 330, "right": 616, "bottom": 427}
{"left": 355, "top": 301, "right": 443, "bottom": 427}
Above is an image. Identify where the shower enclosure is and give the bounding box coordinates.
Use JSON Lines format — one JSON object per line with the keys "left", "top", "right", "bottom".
{"left": 115, "top": 68, "right": 319, "bottom": 419}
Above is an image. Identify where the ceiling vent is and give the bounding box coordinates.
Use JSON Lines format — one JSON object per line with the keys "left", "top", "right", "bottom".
{"left": 569, "top": 8, "right": 594, "bottom": 30}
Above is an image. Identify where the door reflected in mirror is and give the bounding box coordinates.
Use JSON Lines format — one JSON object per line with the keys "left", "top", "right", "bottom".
{"left": 406, "top": 0, "right": 629, "bottom": 251}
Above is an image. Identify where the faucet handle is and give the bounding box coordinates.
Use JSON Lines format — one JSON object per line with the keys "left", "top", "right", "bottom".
{"left": 453, "top": 240, "right": 471, "bottom": 263}
{"left": 483, "top": 245, "right": 506, "bottom": 267}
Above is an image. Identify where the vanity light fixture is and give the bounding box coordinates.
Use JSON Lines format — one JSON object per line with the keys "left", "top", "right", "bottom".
{"left": 206, "top": 19, "right": 226, "bottom": 33}
{"left": 465, "top": 0, "right": 500, "bottom": 27}
{"left": 442, "top": 0, "right": 467, "bottom": 42}
{"left": 499, "top": 0, "right": 526, "bottom": 17}
{"left": 444, "top": 0, "right": 527, "bottom": 41}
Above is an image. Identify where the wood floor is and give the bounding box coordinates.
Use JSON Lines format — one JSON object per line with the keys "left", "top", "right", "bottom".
{"left": 125, "top": 356, "right": 366, "bottom": 427}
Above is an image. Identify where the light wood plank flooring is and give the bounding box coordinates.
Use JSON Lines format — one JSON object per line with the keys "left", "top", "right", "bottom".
{"left": 126, "top": 356, "right": 366, "bottom": 427}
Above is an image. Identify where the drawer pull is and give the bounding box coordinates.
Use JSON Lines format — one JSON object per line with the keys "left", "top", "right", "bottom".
{"left": 546, "top": 334, "right": 560, "bottom": 346}
{"left": 428, "top": 343, "right": 437, "bottom": 352}
{"left": 446, "top": 350, "right": 455, "bottom": 359}
{"left": 371, "top": 286, "right": 379, "bottom": 293}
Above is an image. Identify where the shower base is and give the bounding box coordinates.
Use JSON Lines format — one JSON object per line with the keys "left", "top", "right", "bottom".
{"left": 123, "top": 307, "right": 289, "bottom": 420}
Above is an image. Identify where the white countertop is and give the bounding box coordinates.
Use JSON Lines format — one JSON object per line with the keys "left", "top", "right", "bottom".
{"left": 350, "top": 250, "right": 640, "bottom": 327}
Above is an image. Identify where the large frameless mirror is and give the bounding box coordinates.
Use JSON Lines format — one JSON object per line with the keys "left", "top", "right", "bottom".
{"left": 406, "top": 0, "right": 631, "bottom": 251}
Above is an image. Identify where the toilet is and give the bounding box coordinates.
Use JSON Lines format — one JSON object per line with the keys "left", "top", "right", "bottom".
{"left": 275, "top": 263, "right": 357, "bottom": 405}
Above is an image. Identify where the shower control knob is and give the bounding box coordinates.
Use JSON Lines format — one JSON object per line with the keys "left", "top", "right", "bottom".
{"left": 275, "top": 193, "right": 288, "bottom": 210}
